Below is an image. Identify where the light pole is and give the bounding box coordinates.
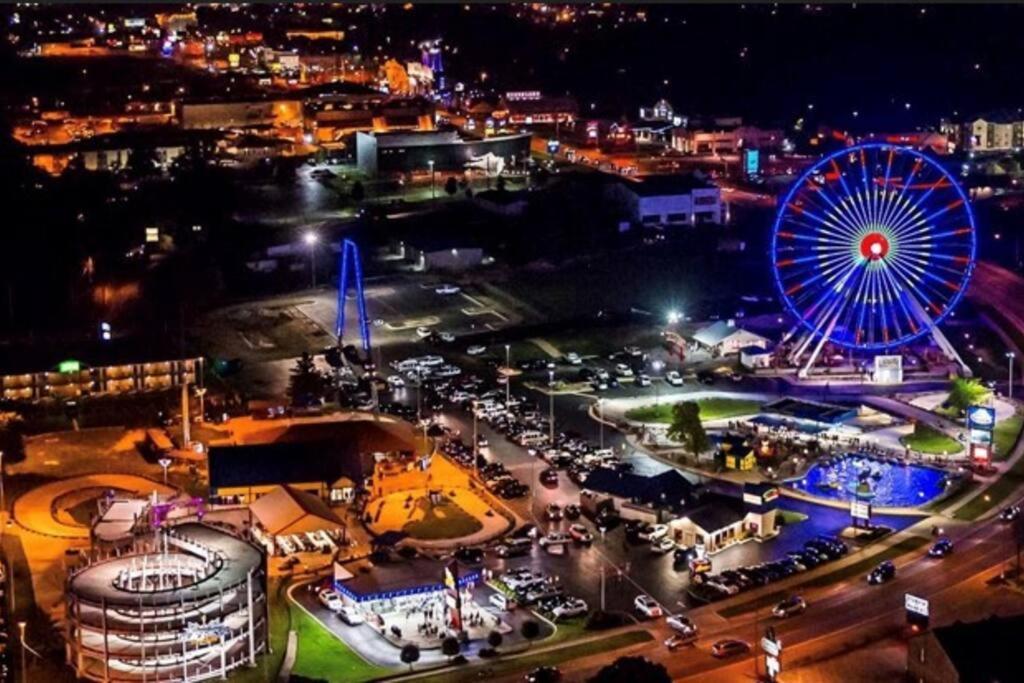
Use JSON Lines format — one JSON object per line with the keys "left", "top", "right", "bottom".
{"left": 548, "top": 370, "right": 555, "bottom": 445}
{"left": 17, "top": 621, "right": 26, "bottom": 681}
{"left": 652, "top": 360, "right": 664, "bottom": 406}
{"left": 598, "top": 398, "right": 605, "bottom": 450}
{"left": 428, "top": 160, "right": 435, "bottom": 200}
{"left": 472, "top": 400, "right": 479, "bottom": 473}
{"left": 1008, "top": 352, "right": 1016, "bottom": 400}
{"left": 504, "top": 344, "right": 511, "bottom": 407}
{"left": 195, "top": 387, "right": 207, "bottom": 423}
{"left": 303, "top": 232, "right": 318, "bottom": 288}
{"left": 158, "top": 457, "right": 172, "bottom": 486}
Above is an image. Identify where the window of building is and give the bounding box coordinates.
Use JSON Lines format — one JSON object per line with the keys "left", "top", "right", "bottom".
{"left": 666, "top": 212, "right": 688, "bottom": 223}
{"left": 641, "top": 215, "right": 661, "bottom": 224}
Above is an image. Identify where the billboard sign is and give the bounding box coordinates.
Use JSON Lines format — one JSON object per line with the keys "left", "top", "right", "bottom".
{"left": 873, "top": 355, "right": 903, "bottom": 384}
{"left": 967, "top": 406, "right": 996, "bottom": 431}
{"left": 851, "top": 500, "right": 872, "bottom": 521}
{"left": 743, "top": 148, "right": 760, "bottom": 176}
{"left": 905, "top": 593, "right": 929, "bottom": 629}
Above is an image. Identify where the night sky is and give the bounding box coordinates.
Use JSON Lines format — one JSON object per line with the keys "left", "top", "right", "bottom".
{"left": 385, "top": 3, "right": 1024, "bottom": 129}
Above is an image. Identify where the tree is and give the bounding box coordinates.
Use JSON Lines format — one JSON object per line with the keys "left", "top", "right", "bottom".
{"left": 287, "top": 352, "right": 326, "bottom": 407}
{"left": 519, "top": 619, "right": 540, "bottom": 649}
{"left": 947, "top": 377, "right": 991, "bottom": 415}
{"left": 125, "top": 146, "right": 159, "bottom": 179}
{"left": 444, "top": 176, "right": 458, "bottom": 197}
{"left": 666, "top": 401, "right": 709, "bottom": 458}
{"left": 400, "top": 644, "right": 420, "bottom": 671}
{"left": 351, "top": 180, "right": 365, "bottom": 203}
{"left": 441, "top": 636, "right": 461, "bottom": 661}
{"left": 0, "top": 412, "right": 26, "bottom": 463}
{"left": 590, "top": 656, "right": 670, "bottom": 683}
{"left": 486, "top": 630, "right": 503, "bottom": 650}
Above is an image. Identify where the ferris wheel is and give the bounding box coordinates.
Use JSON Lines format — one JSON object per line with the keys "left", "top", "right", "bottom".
{"left": 772, "top": 143, "right": 976, "bottom": 369}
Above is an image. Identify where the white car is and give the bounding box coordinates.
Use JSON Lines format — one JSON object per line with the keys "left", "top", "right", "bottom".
{"left": 435, "top": 284, "right": 461, "bottom": 295}
{"left": 614, "top": 364, "right": 634, "bottom": 378}
{"left": 551, "top": 598, "right": 588, "bottom": 619}
{"left": 318, "top": 589, "right": 344, "bottom": 612}
{"left": 568, "top": 524, "right": 593, "bottom": 544}
{"left": 648, "top": 524, "right": 669, "bottom": 542}
{"left": 565, "top": 352, "right": 582, "bottom": 365}
{"left": 467, "top": 345, "right": 487, "bottom": 356}
{"left": 338, "top": 605, "right": 365, "bottom": 625}
{"left": 415, "top": 326, "right": 433, "bottom": 338}
{"left": 651, "top": 536, "right": 675, "bottom": 554}
{"left": 666, "top": 614, "right": 697, "bottom": 636}
{"left": 634, "top": 594, "right": 663, "bottom": 618}
{"left": 438, "top": 332, "right": 456, "bottom": 343}
{"left": 386, "top": 375, "right": 405, "bottom": 389}
{"left": 665, "top": 371, "right": 684, "bottom": 386}
{"left": 636, "top": 374, "right": 651, "bottom": 387}
{"left": 539, "top": 531, "right": 572, "bottom": 547}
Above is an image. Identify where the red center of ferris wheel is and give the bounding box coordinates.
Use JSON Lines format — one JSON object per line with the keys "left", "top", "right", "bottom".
{"left": 859, "top": 232, "right": 890, "bottom": 260}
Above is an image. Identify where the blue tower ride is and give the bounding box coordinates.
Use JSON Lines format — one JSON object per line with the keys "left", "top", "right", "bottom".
{"left": 335, "top": 239, "right": 372, "bottom": 353}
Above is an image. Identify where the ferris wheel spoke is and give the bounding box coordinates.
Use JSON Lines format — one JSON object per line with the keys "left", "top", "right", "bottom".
{"left": 829, "top": 159, "right": 873, "bottom": 230}
{"left": 802, "top": 183, "right": 869, "bottom": 238}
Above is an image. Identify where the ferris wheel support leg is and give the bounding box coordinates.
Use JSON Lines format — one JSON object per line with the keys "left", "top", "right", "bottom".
{"left": 799, "top": 315, "right": 840, "bottom": 379}
{"left": 931, "top": 325, "right": 972, "bottom": 377}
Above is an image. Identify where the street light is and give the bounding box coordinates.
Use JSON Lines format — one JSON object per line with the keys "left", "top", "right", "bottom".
{"left": 1008, "top": 352, "right": 1017, "bottom": 400}
{"left": 17, "top": 621, "right": 26, "bottom": 681}
{"left": 504, "top": 344, "right": 511, "bottom": 407}
{"left": 158, "top": 457, "right": 172, "bottom": 486}
{"left": 303, "top": 232, "right": 318, "bottom": 288}
{"left": 428, "top": 160, "right": 435, "bottom": 200}
{"left": 548, "top": 370, "right": 555, "bottom": 446}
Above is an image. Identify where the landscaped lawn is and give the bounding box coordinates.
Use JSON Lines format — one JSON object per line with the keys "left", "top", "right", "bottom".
{"left": 994, "top": 414, "right": 1024, "bottom": 461}
{"left": 292, "top": 606, "right": 389, "bottom": 682}
{"left": 414, "top": 630, "right": 654, "bottom": 683}
{"left": 625, "top": 397, "right": 763, "bottom": 423}
{"left": 402, "top": 496, "right": 483, "bottom": 540}
{"left": 900, "top": 424, "right": 963, "bottom": 455}
{"left": 954, "top": 453, "right": 1024, "bottom": 521}
{"left": 232, "top": 580, "right": 290, "bottom": 683}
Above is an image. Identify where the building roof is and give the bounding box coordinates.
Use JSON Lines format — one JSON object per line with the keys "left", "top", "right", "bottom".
{"left": 250, "top": 485, "right": 345, "bottom": 536}
{"left": 762, "top": 398, "right": 857, "bottom": 425}
{"left": 627, "top": 174, "right": 716, "bottom": 197}
{"left": 335, "top": 557, "right": 480, "bottom": 603}
{"left": 583, "top": 468, "right": 697, "bottom": 508}
{"left": 739, "top": 344, "right": 773, "bottom": 356}
{"left": 929, "top": 614, "right": 1024, "bottom": 681}
{"left": 682, "top": 492, "right": 748, "bottom": 534}
{"left": 0, "top": 336, "right": 198, "bottom": 376}
{"left": 693, "top": 321, "right": 767, "bottom": 348}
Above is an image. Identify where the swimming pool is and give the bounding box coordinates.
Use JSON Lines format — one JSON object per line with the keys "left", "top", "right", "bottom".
{"left": 787, "top": 453, "right": 951, "bottom": 507}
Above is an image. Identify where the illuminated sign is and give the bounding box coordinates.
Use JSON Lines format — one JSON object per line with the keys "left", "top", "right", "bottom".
{"left": 58, "top": 360, "right": 81, "bottom": 374}
{"left": 967, "top": 406, "right": 996, "bottom": 430}
{"left": 743, "top": 148, "right": 760, "bottom": 176}
{"left": 547, "top": 139, "right": 560, "bottom": 154}
{"left": 145, "top": 227, "right": 159, "bottom": 243}
{"left": 905, "top": 594, "right": 929, "bottom": 617}
{"left": 505, "top": 90, "right": 542, "bottom": 101}
{"left": 851, "top": 501, "right": 872, "bottom": 521}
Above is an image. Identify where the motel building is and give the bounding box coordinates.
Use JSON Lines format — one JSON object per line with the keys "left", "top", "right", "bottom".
{"left": 667, "top": 483, "right": 780, "bottom": 555}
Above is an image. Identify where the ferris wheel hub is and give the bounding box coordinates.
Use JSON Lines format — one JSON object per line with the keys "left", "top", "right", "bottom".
{"left": 859, "top": 232, "right": 890, "bottom": 260}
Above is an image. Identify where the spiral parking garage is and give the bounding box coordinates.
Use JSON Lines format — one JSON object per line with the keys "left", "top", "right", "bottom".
{"left": 64, "top": 523, "right": 268, "bottom": 682}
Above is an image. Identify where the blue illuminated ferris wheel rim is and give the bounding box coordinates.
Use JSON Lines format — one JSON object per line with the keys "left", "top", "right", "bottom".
{"left": 771, "top": 142, "right": 977, "bottom": 351}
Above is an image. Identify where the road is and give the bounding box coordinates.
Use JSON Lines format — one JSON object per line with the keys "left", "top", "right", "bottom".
{"left": 487, "top": 497, "right": 1024, "bottom": 682}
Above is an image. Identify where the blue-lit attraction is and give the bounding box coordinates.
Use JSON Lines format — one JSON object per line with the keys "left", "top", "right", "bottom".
{"left": 789, "top": 453, "right": 951, "bottom": 507}
{"left": 772, "top": 143, "right": 977, "bottom": 354}
{"left": 336, "top": 239, "right": 372, "bottom": 352}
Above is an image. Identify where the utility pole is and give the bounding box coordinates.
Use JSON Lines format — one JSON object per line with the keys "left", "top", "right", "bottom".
{"left": 548, "top": 370, "right": 555, "bottom": 445}
{"left": 1008, "top": 352, "right": 1016, "bottom": 400}
{"left": 598, "top": 398, "right": 605, "bottom": 450}
{"left": 505, "top": 344, "right": 511, "bottom": 408}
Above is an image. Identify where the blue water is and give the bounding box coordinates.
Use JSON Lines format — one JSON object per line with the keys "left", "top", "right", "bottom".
{"left": 788, "top": 453, "right": 950, "bottom": 507}
{"left": 750, "top": 415, "right": 829, "bottom": 435}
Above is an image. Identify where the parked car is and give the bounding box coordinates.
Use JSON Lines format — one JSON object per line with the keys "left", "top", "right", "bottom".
{"left": 545, "top": 503, "right": 564, "bottom": 521}
{"left": 415, "top": 326, "right": 433, "bottom": 338}
{"left": 539, "top": 531, "right": 572, "bottom": 548}
{"left": 711, "top": 639, "right": 751, "bottom": 658}
{"left": 338, "top": 605, "right": 365, "bottom": 625}
{"left": 386, "top": 375, "right": 406, "bottom": 389}
{"left": 454, "top": 547, "right": 484, "bottom": 564}
{"left": 665, "top": 632, "right": 698, "bottom": 650}
{"left": 540, "top": 468, "right": 559, "bottom": 486}
{"left": 564, "top": 504, "right": 582, "bottom": 520}
{"left": 651, "top": 537, "right": 676, "bottom": 554}
{"left": 772, "top": 595, "right": 807, "bottom": 618}
{"left": 636, "top": 374, "right": 652, "bottom": 387}
{"left": 551, "top": 598, "right": 588, "bottom": 619}
{"left": 525, "top": 667, "right": 562, "bottom": 683}
{"left": 435, "top": 284, "right": 461, "bottom": 295}
{"left": 634, "top": 594, "right": 663, "bottom": 618}
{"left": 467, "top": 345, "right": 487, "bottom": 356}
{"left": 568, "top": 524, "right": 593, "bottom": 544}
{"left": 666, "top": 614, "right": 697, "bottom": 635}
{"left": 665, "top": 371, "right": 684, "bottom": 386}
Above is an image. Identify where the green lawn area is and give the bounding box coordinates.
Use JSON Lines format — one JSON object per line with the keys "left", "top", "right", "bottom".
{"left": 625, "top": 397, "right": 763, "bottom": 424}
{"left": 777, "top": 509, "right": 808, "bottom": 525}
{"left": 994, "top": 414, "right": 1024, "bottom": 461}
{"left": 415, "top": 630, "right": 653, "bottom": 683}
{"left": 716, "top": 536, "right": 931, "bottom": 618}
{"left": 292, "top": 605, "right": 389, "bottom": 682}
{"left": 954, "top": 452, "right": 1024, "bottom": 521}
{"left": 402, "top": 496, "right": 483, "bottom": 540}
{"left": 900, "top": 424, "right": 963, "bottom": 455}
{"left": 231, "top": 580, "right": 290, "bottom": 683}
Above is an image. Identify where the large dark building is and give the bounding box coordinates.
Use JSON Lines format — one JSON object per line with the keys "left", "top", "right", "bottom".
{"left": 355, "top": 129, "right": 531, "bottom": 176}
{"left": 907, "top": 614, "right": 1024, "bottom": 683}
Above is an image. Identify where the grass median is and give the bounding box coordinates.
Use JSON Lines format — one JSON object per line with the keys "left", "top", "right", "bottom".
{"left": 716, "top": 536, "right": 931, "bottom": 619}
{"left": 900, "top": 424, "right": 963, "bottom": 455}
{"left": 995, "top": 414, "right": 1024, "bottom": 461}
{"left": 954, "top": 454, "right": 1024, "bottom": 521}
{"left": 625, "top": 398, "right": 763, "bottom": 424}
{"left": 413, "top": 630, "right": 653, "bottom": 683}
